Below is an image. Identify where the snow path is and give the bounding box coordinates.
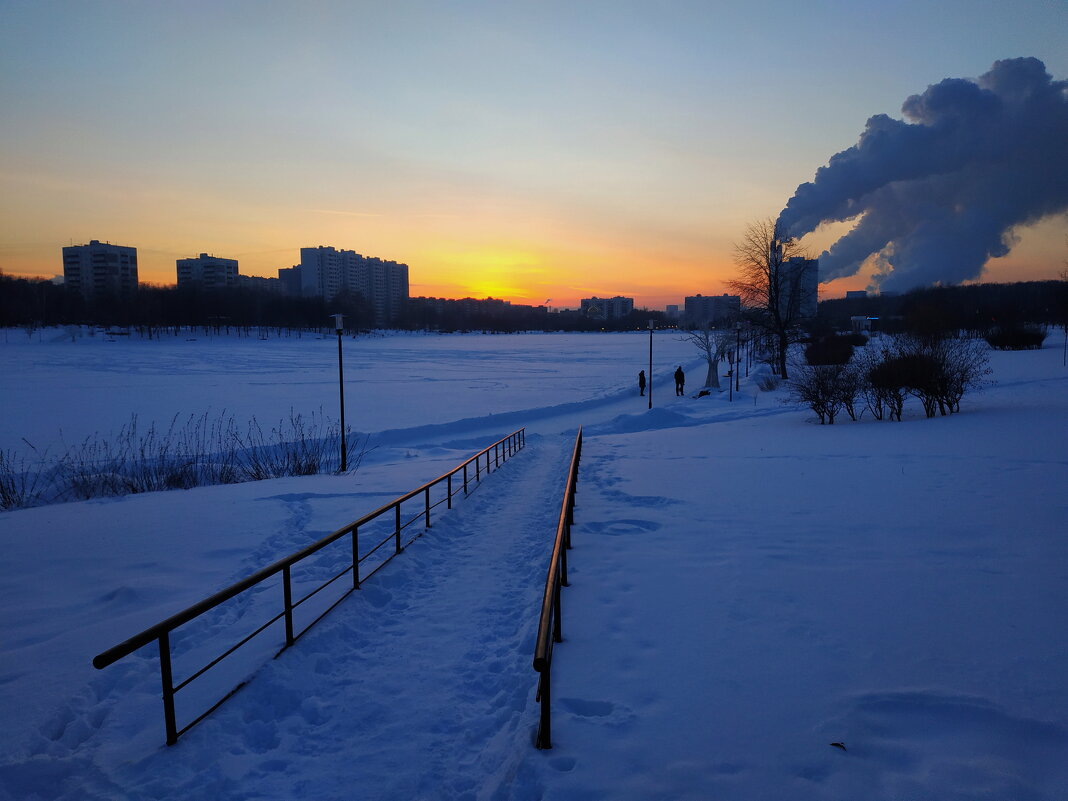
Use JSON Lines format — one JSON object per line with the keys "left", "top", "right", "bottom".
{"left": 9, "top": 433, "right": 574, "bottom": 801}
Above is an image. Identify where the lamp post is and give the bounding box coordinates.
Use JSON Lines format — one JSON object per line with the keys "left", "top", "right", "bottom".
{"left": 745, "top": 322, "right": 751, "bottom": 378}
{"left": 332, "top": 313, "right": 347, "bottom": 472}
{"left": 736, "top": 321, "right": 742, "bottom": 393}
{"left": 728, "top": 345, "right": 733, "bottom": 403}
{"left": 648, "top": 319, "right": 654, "bottom": 410}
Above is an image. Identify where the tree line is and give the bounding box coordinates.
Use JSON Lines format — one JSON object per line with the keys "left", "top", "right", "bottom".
{"left": 816, "top": 280, "right": 1068, "bottom": 338}
{"left": 0, "top": 273, "right": 370, "bottom": 334}
{"left": 0, "top": 272, "right": 675, "bottom": 333}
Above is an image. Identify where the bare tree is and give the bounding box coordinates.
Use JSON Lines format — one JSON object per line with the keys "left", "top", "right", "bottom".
{"left": 678, "top": 327, "right": 733, "bottom": 390}
{"left": 729, "top": 218, "right": 812, "bottom": 379}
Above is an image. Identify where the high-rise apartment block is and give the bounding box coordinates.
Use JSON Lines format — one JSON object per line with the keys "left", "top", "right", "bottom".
{"left": 684, "top": 294, "right": 740, "bottom": 327}
{"left": 277, "top": 266, "right": 303, "bottom": 296}
{"left": 782, "top": 257, "right": 819, "bottom": 319}
{"left": 299, "top": 246, "right": 409, "bottom": 325}
{"left": 62, "top": 240, "right": 138, "bottom": 300}
{"left": 580, "top": 296, "right": 635, "bottom": 320}
{"left": 176, "top": 253, "right": 239, "bottom": 290}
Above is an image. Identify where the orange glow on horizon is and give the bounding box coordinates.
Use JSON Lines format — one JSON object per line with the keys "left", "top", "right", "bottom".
{"left": 4, "top": 216, "right": 1062, "bottom": 308}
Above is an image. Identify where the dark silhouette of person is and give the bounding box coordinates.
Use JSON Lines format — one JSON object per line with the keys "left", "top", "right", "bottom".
{"left": 674, "top": 366, "right": 685, "bottom": 396}
{"left": 638, "top": 369, "right": 646, "bottom": 396}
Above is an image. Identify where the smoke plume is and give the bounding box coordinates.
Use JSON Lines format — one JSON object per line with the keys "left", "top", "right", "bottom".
{"left": 777, "top": 58, "right": 1068, "bottom": 291}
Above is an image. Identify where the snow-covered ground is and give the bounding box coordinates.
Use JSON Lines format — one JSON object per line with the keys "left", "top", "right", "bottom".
{"left": 1, "top": 331, "right": 1066, "bottom": 800}
{"left": 0, "top": 330, "right": 695, "bottom": 456}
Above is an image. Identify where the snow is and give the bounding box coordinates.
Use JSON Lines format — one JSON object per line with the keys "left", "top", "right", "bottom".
{"left": 1, "top": 331, "right": 1066, "bottom": 800}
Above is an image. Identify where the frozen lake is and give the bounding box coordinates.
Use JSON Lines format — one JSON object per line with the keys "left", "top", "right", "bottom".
{"left": 1, "top": 330, "right": 698, "bottom": 455}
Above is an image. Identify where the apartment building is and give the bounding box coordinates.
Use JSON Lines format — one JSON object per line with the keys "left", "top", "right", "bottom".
{"left": 61, "top": 240, "right": 138, "bottom": 301}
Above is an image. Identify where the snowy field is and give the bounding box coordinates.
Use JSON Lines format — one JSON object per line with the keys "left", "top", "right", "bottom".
{"left": 0, "top": 330, "right": 696, "bottom": 456}
{"left": 1, "top": 331, "right": 1066, "bottom": 800}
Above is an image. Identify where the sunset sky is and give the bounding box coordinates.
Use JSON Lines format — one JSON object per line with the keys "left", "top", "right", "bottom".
{"left": 2, "top": 0, "right": 1066, "bottom": 308}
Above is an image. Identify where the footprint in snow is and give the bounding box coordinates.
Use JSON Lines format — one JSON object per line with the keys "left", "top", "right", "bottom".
{"left": 582, "top": 519, "right": 661, "bottom": 537}
{"left": 559, "top": 697, "right": 636, "bottom": 727}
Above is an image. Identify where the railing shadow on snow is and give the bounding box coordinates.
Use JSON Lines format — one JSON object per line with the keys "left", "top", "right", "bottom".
{"left": 92, "top": 428, "right": 526, "bottom": 746}
{"left": 532, "top": 426, "right": 582, "bottom": 749}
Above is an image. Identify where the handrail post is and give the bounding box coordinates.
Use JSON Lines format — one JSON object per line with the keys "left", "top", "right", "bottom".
{"left": 159, "top": 632, "right": 178, "bottom": 746}
{"left": 424, "top": 486, "right": 431, "bottom": 527}
{"left": 536, "top": 672, "right": 552, "bottom": 749}
{"left": 552, "top": 576, "right": 563, "bottom": 643}
{"left": 447, "top": 474, "right": 452, "bottom": 509}
{"left": 282, "top": 565, "right": 295, "bottom": 647}
{"left": 495, "top": 443, "right": 500, "bottom": 469}
{"left": 560, "top": 532, "right": 569, "bottom": 586}
{"left": 464, "top": 463, "right": 469, "bottom": 495}
{"left": 567, "top": 476, "right": 576, "bottom": 526}
{"left": 352, "top": 527, "right": 360, "bottom": 589}
{"left": 395, "top": 503, "right": 402, "bottom": 553}
{"left": 476, "top": 455, "right": 480, "bottom": 482}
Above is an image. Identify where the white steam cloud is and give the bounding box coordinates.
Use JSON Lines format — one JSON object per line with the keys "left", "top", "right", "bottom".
{"left": 778, "top": 58, "right": 1068, "bottom": 292}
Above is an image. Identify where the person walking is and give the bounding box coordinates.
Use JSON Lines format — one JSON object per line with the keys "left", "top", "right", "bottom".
{"left": 638, "top": 369, "right": 646, "bottom": 396}
{"left": 674, "top": 366, "right": 685, "bottom": 396}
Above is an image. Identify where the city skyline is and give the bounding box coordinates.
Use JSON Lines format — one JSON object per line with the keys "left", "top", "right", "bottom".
{"left": 2, "top": 1, "right": 1066, "bottom": 307}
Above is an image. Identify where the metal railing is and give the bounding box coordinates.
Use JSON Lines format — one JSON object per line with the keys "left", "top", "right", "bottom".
{"left": 532, "top": 426, "right": 582, "bottom": 749}
{"left": 93, "top": 428, "right": 526, "bottom": 745}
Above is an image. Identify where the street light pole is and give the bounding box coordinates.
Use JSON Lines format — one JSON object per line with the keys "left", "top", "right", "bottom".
{"left": 728, "top": 346, "right": 733, "bottom": 403}
{"left": 745, "top": 324, "right": 751, "bottom": 378}
{"left": 648, "top": 319, "right": 654, "bottom": 410}
{"left": 736, "top": 322, "right": 742, "bottom": 393}
{"left": 332, "top": 313, "right": 347, "bottom": 472}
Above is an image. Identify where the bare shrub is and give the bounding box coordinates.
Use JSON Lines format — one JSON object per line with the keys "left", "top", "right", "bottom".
{"left": 756, "top": 373, "right": 781, "bottom": 392}
{"left": 0, "top": 446, "right": 46, "bottom": 510}
{"left": 985, "top": 326, "right": 1047, "bottom": 350}
{"left": 926, "top": 338, "right": 992, "bottom": 414}
{"left": 786, "top": 363, "right": 859, "bottom": 424}
{"left": 860, "top": 336, "right": 991, "bottom": 421}
{"left": 3, "top": 409, "right": 362, "bottom": 510}
{"left": 804, "top": 335, "right": 855, "bottom": 366}
{"left": 241, "top": 411, "right": 341, "bottom": 479}
{"left": 837, "top": 364, "right": 864, "bottom": 421}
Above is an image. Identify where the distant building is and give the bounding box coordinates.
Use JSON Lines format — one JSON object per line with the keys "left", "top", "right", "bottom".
{"left": 176, "top": 253, "right": 239, "bottom": 290}
{"left": 580, "top": 296, "right": 634, "bottom": 320}
{"left": 299, "top": 246, "right": 409, "bottom": 325}
{"left": 238, "top": 275, "right": 282, "bottom": 292}
{"left": 845, "top": 290, "right": 868, "bottom": 299}
{"left": 684, "top": 294, "right": 740, "bottom": 327}
{"left": 278, "top": 266, "right": 303, "bottom": 296}
{"left": 850, "top": 315, "right": 876, "bottom": 332}
{"left": 767, "top": 239, "right": 819, "bottom": 320}
{"left": 357, "top": 256, "right": 409, "bottom": 325}
{"left": 407, "top": 296, "right": 547, "bottom": 330}
{"left": 665, "top": 304, "right": 680, "bottom": 320}
{"left": 62, "top": 240, "right": 138, "bottom": 301}
{"left": 781, "top": 257, "right": 819, "bottom": 320}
